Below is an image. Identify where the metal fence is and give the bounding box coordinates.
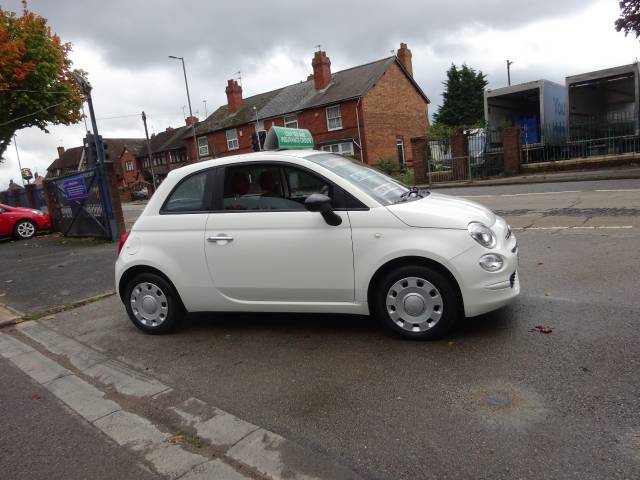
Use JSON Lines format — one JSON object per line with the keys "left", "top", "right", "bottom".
{"left": 522, "top": 112, "right": 640, "bottom": 164}
{"left": 426, "top": 128, "right": 503, "bottom": 184}
{"left": 45, "top": 169, "right": 112, "bottom": 238}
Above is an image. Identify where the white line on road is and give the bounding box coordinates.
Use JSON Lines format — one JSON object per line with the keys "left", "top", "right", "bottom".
{"left": 512, "top": 226, "right": 633, "bottom": 231}
{"left": 463, "top": 188, "right": 640, "bottom": 199}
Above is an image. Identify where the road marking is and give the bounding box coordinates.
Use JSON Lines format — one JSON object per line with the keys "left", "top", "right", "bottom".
{"left": 512, "top": 225, "right": 633, "bottom": 231}
{"left": 463, "top": 188, "right": 640, "bottom": 199}
{"left": 595, "top": 189, "right": 640, "bottom": 192}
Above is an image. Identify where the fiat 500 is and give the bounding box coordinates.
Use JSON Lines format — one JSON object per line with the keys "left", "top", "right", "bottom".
{"left": 116, "top": 150, "right": 519, "bottom": 339}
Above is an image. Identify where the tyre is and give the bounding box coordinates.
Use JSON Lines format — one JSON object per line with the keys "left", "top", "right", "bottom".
{"left": 124, "top": 273, "right": 185, "bottom": 334}
{"left": 372, "top": 265, "right": 459, "bottom": 340}
{"left": 13, "top": 219, "right": 37, "bottom": 240}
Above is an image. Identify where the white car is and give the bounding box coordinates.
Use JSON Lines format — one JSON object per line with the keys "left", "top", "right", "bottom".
{"left": 116, "top": 149, "right": 519, "bottom": 340}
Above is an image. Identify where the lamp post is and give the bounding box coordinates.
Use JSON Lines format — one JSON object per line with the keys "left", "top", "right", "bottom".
{"left": 13, "top": 134, "right": 25, "bottom": 186}
{"left": 506, "top": 59, "right": 514, "bottom": 86}
{"left": 168, "top": 55, "right": 199, "bottom": 162}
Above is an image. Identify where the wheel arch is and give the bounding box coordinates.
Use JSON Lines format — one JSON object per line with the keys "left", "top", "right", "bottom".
{"left": 118, "top": 265, "right": 185, "bottom": 310}
{"left": 366, "top": 256, "right": 464, "bottom": 315}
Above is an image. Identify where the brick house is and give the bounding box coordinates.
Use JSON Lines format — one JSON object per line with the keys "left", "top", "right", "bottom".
{"left": 136, "top": 122, "right": 192, "bottom": 186}
{"left": 188, "top": 43, "right": 430, "bottom": 168}
{"left": 46, "top": 146, "right": 85, "bottom": 178}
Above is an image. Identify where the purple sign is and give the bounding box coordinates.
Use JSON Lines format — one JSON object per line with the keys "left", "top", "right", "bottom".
{"left": 63, "top": 176, "right": 89, "bottom": 201}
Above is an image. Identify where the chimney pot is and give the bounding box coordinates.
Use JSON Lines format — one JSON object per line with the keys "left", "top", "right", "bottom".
{"left": 185, "top": 116, "right": 199, "bottom": 126}
{"left": 225, "top": 79, "right": 243, "bottom": 113}
{"left": 57, "top": 146, "right": 65, "bottom": 158}
{"left": 396, "top": 42, "right": 413, "bottom": 77}
{"left": 311, "top": 50, "right": 332, "bottom": 91}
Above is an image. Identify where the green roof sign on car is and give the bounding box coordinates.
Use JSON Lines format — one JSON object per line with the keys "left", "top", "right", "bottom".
{"left": 264, "top": 126, "right": 314, "bottom": 150}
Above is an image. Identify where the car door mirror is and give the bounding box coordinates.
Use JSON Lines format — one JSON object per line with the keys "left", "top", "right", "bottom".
{"left": 304, "top": 193, "right": 342, "bottom": 226}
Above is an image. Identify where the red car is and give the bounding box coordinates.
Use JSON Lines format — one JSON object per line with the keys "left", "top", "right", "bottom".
{"left": 0, "top": 203, "right": 51, "bottom": 240}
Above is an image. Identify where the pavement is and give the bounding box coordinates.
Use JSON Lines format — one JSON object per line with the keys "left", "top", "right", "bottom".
{"left": 420, "top": 165, "right": 640, "bottom": 189}
{"left": 1, "top": 178, "right": 639, "bottom": 479}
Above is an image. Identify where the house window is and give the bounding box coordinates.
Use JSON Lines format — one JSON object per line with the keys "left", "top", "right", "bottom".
{"left": 396, "top": 139, "right": 405, "bottom": 167}
{"left": 321, "top": 141, "right": 354, "bottom": 156}
{"left": 326, "top": 105, "right": 342, "bottom": 130}
{"left": 226, "top": 129, "right": 239, "bottom": 150}
{"left": 197, "top": 136, "right": 209, "bottom": 156}
{"left": 125, "top": 161, "right": 134, "bottom": 172}
{"left": 284, "top": 114, "right": 298, "bottom": 129}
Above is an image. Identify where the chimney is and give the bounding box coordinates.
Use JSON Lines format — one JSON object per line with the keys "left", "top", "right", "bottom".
{"left": 57, "top": 146, "right": 65, "bottom": 158}
{"left": 225, "top": 79, "right": 243, "bottom": 113}
{"left": 166, "top": 126, "right": 174, "bottom": 132}
{"left": 312, "top": 51, "right": 332, "bottom": 90}
{"left": 185, "top": 116, "right": 199, "bottom": 126}
{"left": 396, "top": 43, "right": 413, "bottom": 77}
{"left": 307, "top": 73, "right": 314, "bottom": 81}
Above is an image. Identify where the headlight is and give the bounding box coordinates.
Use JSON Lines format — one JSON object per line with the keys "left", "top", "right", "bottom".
{"left": 31, "top": 209, "right": 44, "bottom": 216}
{"left": 479, "top": 253, "right": 504, "bottom": 272}
{"left": 468, "top": 222, "right": 497, "bottom": 248}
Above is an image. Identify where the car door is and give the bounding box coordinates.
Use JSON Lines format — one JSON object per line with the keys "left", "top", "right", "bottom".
{"left": 0, "top": 206, "right": 11, "bottom": 236}
{"left": 204, "top": 161, "right": 355, "bottom": 304}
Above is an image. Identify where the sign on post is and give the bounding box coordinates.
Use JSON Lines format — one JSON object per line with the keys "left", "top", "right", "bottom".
{"left": 263, "top": 126, "right": 314, "bottom": 150}
{"left": 63, "top": 175, "right": 89, "bottom": 201}
{"left": 21, "top": 168, "right": 33, "bottom": 181}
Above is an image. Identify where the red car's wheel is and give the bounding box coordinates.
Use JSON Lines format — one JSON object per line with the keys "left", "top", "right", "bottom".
{"left": 13, "top": 219, "right": 37, "bottom": 240}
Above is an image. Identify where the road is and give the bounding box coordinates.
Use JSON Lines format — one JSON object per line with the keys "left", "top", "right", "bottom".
{"left": 1, "top": 178, "right": 639, "bottom": 479}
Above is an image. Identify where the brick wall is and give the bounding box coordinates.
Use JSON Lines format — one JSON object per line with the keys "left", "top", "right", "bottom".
{"left": 410, "top": 137, "right": 428, "bottom": 184}
{"left": 502, "top": 127, "right": 521, "bottom": 176}
{"left": 362, "top": 62, "right": 429, "bottom": 167}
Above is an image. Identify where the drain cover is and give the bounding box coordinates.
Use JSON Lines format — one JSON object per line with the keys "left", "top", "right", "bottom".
{"left": 484, "top": 392, "right": 513, "bottom": 407}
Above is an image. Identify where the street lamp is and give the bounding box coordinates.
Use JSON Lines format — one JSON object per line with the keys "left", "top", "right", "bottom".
{"left": 168, "top": 55, "right": 199, "bottom": 162}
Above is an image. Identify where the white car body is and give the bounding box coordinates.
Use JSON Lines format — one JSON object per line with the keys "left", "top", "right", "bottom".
{"left": 116, "top": 150, "right": 519, "bottom": 322}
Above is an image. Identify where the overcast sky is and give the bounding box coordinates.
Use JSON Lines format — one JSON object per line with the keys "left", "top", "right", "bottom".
{"left": 1, "top": 0, "right": 638, "bottom": 188}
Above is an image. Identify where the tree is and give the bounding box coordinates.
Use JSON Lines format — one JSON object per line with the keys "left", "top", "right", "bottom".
{"left": 0, "top": 1, "right": 83, "bottom": 161}
{"left": 615, "top": 0, "right": 640, "bottom": 38}
{"left": 432, "top": 63, "right": 488, "bottom": 128}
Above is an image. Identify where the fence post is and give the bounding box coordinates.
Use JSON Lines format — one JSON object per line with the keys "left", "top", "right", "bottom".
{"left": 410, "top": 136, "right": 428, "bottom": 185}
{"left": 42, "top": 180, "right": 60, "bottom": 232}
{"left": 24, "top": 184, "right": 36, "bottom": 208}
{"left": 502, "top": 127, "right": 521, "bottom": 176}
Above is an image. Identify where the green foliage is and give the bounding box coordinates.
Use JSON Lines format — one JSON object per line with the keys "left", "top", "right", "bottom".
{"left": 615, "top": 0, "right": 640, "bottom": 38}
{"left": 393, "top": 168, "right": 414, "bottom": 186}
{"left": 0, "top": 3, "right": 83, "bottom": 160}
{"left": 433, "top": 63, "right": 488, "bottom": 128}
{"left": 376, "top": 159, "right": 396, "bottom": 175}
{"left": 426, "top": 121, "right": 452, "bottom": 141}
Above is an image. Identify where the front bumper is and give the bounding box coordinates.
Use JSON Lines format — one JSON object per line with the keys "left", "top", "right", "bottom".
{"left": 450, "top": 223, "right": 520, "bottom": 318}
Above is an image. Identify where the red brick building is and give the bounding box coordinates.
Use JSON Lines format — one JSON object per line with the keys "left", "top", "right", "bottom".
{"left": 187, "top": 43, "right": 429, "bottom": 168}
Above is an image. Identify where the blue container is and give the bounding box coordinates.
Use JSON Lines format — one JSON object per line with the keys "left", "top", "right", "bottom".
{"left": 515, "top": 116, "right": 540, "bottom": 144}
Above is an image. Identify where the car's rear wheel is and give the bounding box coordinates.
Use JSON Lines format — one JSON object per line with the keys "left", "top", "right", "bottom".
{"left": 373, "top": 265, "right": 458, "bottom": 340}
{"left": 13, "top": 219, "right": 37, "bottom": 240}
{"left": 124, "top": 273, "right": 184, "bottom": 334}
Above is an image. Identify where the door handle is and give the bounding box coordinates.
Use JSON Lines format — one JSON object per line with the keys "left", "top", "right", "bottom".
{"left": 207, "top": 235, "right": 234, "bottom": 242}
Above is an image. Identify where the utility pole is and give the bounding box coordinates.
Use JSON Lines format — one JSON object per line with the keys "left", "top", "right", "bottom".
{"left": 141, "top": 111, "right": 157, "bottom": 191}
{"left": 13, "top": 134, "right": 25, "bottom": 186}
{"left": 507, "top": 59, "right": 514, "bottom": 86}
{"left": 169, "top": 55, "right": 199, "bottom": 162}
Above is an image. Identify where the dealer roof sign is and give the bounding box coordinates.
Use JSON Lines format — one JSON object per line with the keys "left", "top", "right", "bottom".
{"left": 263, "top": 126, "right": 314, "bottom": 150}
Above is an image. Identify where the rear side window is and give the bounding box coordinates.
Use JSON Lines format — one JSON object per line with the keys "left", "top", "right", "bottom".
{"left": 162, "top": 171, "right": 210, "bottom": 213}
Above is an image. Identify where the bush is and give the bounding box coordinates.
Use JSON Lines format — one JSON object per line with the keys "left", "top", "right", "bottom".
{"left": 376, "top": 159, "right": 395, "bottom": 175}
{"left": 394, "top": 169, "right": 415, "bottom": 186}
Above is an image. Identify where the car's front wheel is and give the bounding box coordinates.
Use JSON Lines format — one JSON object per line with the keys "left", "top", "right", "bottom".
{"left": 124, "top": 273, "right": 185, "bottom": 334}
{"left": 13, "top": 219, "right": 37, "bottom": 240}
{"left": 373, "top": 265, "right": 459, "bottom": 340}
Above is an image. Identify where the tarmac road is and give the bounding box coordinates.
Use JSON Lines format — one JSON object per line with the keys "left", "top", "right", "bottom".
{"left": 1, "top": 178, "right": 637, "bottom": 479}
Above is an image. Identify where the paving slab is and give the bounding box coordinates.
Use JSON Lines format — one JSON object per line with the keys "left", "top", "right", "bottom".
{"left": 179, "top": 459, "right": 253, "bottom": 480}
{"left": 9, "top": 349, "right": 71, "bottom": 384}
{"left": 83, "top": 359, "right": 169, "bottom": 397}
{"left": 46, "top": 374, "right": 121, "bottom": 422}
{"left": 0, "top": 331, "right": 34, "bottom": 358}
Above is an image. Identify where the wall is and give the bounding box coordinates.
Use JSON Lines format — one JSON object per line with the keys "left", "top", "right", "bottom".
{"left": 362, "top": 62, "right": 429, "bottom": 167}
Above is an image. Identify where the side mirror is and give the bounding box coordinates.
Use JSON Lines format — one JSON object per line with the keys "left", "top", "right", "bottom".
{"left": 305, "top": 193, "right": 342, "bottom": 226}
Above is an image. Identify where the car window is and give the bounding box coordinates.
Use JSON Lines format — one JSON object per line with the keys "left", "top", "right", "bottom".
{"left": 163, "top": 171, "right": 209, "bottom": 212}
{"left": 222, "top": 164, "right": 331, "bottom": 211}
